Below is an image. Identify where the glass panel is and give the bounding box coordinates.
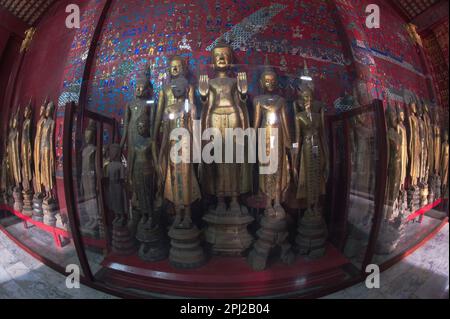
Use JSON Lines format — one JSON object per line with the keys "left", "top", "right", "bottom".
{"left": 345, "top": 111, "right": 378, "bottom": 269}
{"left": 0, "top": 103, "right": 82, "bottom": 274}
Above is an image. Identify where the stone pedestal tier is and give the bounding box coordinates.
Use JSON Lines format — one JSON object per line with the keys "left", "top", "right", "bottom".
{"left": 112, "top": 224, "right": 136, "bottom": 256}
{"left": 136, "top": 217, "right": 168, "bottom": 262}
{"left": 203, "top": 206, "right": 254, "bottom": 256}
{"left": 22, "top": 190, "right": 33, "bottom": 217}
{"left": 42, "top": 198, "right": 58, "bottom": 226}
{"left": 168, "top": 226, "right": 205, "bottom": 269}
{"left": 32, "top": 194, "right": 44, "bottom": 222}
{"left": 407, "top": 186, "right": 420, "bottom": 214}
{"left": 247, "top": 206, "right": 294, "bottom": 271}
{"left": 296, "top": 208, "right": 328, "bottom": 258}
{"left": 13, "top": 187, "right": 23, "bottom": 212}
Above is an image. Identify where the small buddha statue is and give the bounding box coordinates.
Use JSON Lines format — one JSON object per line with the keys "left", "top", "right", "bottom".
{"left": 8, "top": 107, "right": 22, "bottom": 212}
{"left": 21, "top": 101, "right": 34, "bottom": 216}
{"left": 159, "top": 76, "right": 205, "bottom": 268}
{"left": 293, "top": 63, "right": 329, "bottom": 258}
{"left": 80, "top": 120, "right": 100, "bottom": 237}
{"left": 247, "top": 60, "right": 294, "bottom": 270}
{"left": 32, "top": 99, "right": 47, "bottom": 221}
{"left": 440, "top": 131, "right": 449, "bottom": 198}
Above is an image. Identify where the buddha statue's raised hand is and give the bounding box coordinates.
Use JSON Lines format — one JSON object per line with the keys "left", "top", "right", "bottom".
{"left": 237, "top": 72, "right": 248, "bottom": 96}
{"left": 198, "top": 74, "right": 209, "bottom": 98}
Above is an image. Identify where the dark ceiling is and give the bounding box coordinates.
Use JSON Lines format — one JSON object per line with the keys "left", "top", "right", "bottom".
{"left": 0, "top": 0, "right": 447, "bottom": 27}
{"left": 391, "top": 0, "right": 443, "bottom": 21}
{"left": 0, "top": 0, "right": 55, "bottom": 26}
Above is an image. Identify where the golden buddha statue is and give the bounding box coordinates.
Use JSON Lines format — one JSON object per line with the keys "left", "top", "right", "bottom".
{"left": 247, "top": 61, "right": 294, "bottom": 270}
{"left": 33, "top": 99, "right": 47, "bottom": 195}
{"left": 159, "top": 78, "right": 200, "bottom": 228}
{"left": 159, "top": 77, "right": 205, "bottom": 268}
{"left": 407, "top": 102, "right": 421, "bottom": 212}
{"left": 293, "top": 65, "right": 329, "bottom": 258}
{"left": 433, "top": 111, "right": 441, "bottom": 176}
{"left": 199, "top": 42, "right": 253, "bottom": 256}
{"left": 154, "top": 56, "right": 194, "bottom": 141}
{"left": 423, "top": 104, "right": 434, "bottom": 182}
{"left": 40, "top": 102, "right": 56, "bottom": 200}
{"left": 21, "top": 101, "right": 34, "bottom": 216}
{"left": 8, "top": 108, "right": 21, "bottom": 189}
{"left": 440, "top": 131, "right": 449, "bottom": 198}
{"left": 386, "top": 104, "right": 402, "bottom": 220}
{"left": 32, "top": 99, "right": 47, "bottom": 221}
{"left": 396, "top": 103, "right": 408, "bottom": 190}
{"left": 40, "top": 101, "right": 58, "bottom": 226}
{"left": 8, "top": 108, "right": 22, "bottom": 212}
{"left": 417, "top": 103, "right": 429, "bottom": 206}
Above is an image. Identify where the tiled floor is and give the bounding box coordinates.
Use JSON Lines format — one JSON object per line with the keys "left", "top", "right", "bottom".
{"left": 0, "top": 223, "right": 448, "bottom": 299}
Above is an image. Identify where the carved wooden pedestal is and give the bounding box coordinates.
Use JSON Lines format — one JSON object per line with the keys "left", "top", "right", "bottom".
{"left": 168, "top": 226, "right": 205, "bottom": 269}
{"left": 32, "top": 193, "right": 44, "bottom": 222}
{"left": 13, "top": 187, "right": 23, "bottom": 213}
{"left": 22, "top": 190, "right": 33, "bottom": 217}
{"left": 112, "top": 224, "right": 136, "bottom": 256}
{"left": 296, "top": 208, "right": 328, "bottom": 258}
{"left": 42, "top": 197, "right": 58, "bottom": 226}
{"left": 136, "top": 216, "right": 168, "bottom": 262}
{"left": 247, "top": 206, "right": 294, "bottom": 271}
{"left": 407, "top": 186, "right": 420, "bottom": 214}
{"left": 203, "top": 205, "right": 254, "bottom": 256}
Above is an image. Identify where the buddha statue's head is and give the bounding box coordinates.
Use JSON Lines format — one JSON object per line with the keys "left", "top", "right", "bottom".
{"left": 260, "top": 70, "right": 277, "bottom": 93}
{"left": 396, "top": 103, "right": 405, "bottom": 123}
{"left": 298, "top": 85, "right": 313, "bottom": 111}
{"left": 109, "top": 144, "right": 121, "bottom": 162}
{"left": 12, "top": 108, "right": 19, "bottom": 129}
{"left": 45, "top": 101, "right": 55, "bottom": 118}
{"left": 387, "top": 103, "right": 398, "bottom": 128}
{"left": 169, "top": 56, "right": 185, "bottom": 79}
{"left": 24, "top": 102, "right": 32, "bottom": 120}
{"left": 410, "top": 102, "right": 417, "bottom": 114}
{"left": 212, "top": 42, "right": 233, "bottom": 71}
{"left": 84, "top": 120, "right": 96, "bottom": 145}
{"left": 135, "top": 71, "right": 152, "bottom": 99}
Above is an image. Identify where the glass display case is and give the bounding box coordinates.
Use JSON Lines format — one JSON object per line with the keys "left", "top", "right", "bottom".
{"left": 0, "top": 0, "right": 448, "bottom": 299}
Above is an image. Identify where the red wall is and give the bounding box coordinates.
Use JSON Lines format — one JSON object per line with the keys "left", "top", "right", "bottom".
{"left": 12, "top": 0, "right": 87, "bottom": 118}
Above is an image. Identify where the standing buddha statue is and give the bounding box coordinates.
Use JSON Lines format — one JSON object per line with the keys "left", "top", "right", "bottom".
{"left": 407, "top": 102, "right": 421, "bottom": 213}
{"left": 120, "top": 72, "right": 154, "bottom": 236}
{"left": 32, "top": 99, "right": 47, "bottom": 222}
{"left": 247, "top": 60, "right": 294, "bottom": 270}
{"left": 293, "top": 63, "right": 329, "bottom": 258}
{"left": 159, "top": 76, "right": 205, "bottom": 268}
{"left": 40, "top": 101, "right": 57, "bottom": 226}
{"left": 417, "top": 103, "right": 429, "bottom": 207}
{"left": 80, "top": 120, "right": 100, "bottom": 237}
{"left": 8, "top": 107, "right": 22, "bottom": 212}
{"left": 432, "top": 111, "right": 441, "bottom": 199}
{"left": 440, "top": 131, "right": 449, "bottom": 198}
{"left": 376, "top": 103, "right": 404, "bottom": 254}
{"left": 133, "top": 107, "right": 168, "bottom": 262}
{"left": 21, "top": 101, "right": 33, "bottom": 216}
{"left": 199, "top": 42, "right": 253, "bottom": 256}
